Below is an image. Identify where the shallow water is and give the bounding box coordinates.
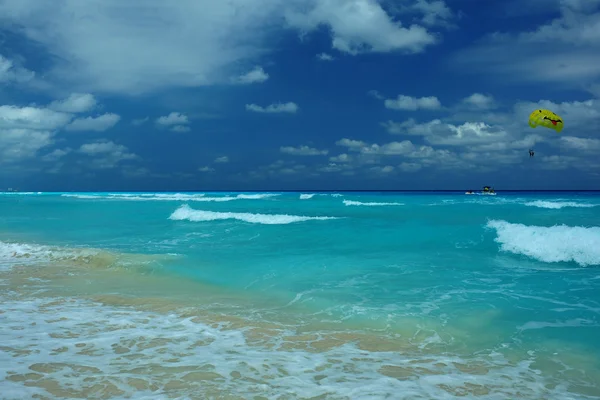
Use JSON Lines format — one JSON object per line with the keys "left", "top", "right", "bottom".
{"left": 1, "top": 191, "right": 600, "bottom": 399}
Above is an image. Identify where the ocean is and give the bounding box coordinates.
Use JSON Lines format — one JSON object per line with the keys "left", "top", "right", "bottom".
{"left": 1, "top": 191, "right": 599, "bottom": 399}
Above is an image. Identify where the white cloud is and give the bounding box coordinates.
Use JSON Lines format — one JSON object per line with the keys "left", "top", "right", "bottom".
{"left": 0, "top": 129, "right": 54, "bottom": 163}
{"left": 411, "top": 0, "right": 455, "bottom": 27}
{"left": 280, "top": 145, "right": 328, "bottom": 155}
{"left": 214, "top": 156, "right": 229, "bottom": 163}
{"left": 0, "top": 106, "right": 71, "bottom": 164}
{"left": 0, "top": 0, "right": 450, "bottom": 94}
{"left": 461, "top": 93, "right": 496, "bottom": 109}
{"left": 232, "top": 66, "right": 269, "bottom": 84}
{"left": 77, "top": 140, "right": 139, "bottom": 169}
{"left": 48, "top": 93, "right": 97, "bottom": 113}
{"left": 377, "top": 96, "right": 600, "bottom": 175}
{"left": 0, "top": 98, "right": 121, "bottom": 165}
{"left": 285, "top": 0, "right": 438, "bottom": 55}
{"left": 558, "top": 136, "right": 600, "bottom": 152}
{"left": 316, "top": 52, "right": 334, "bottom": 61}
{"left": 156, "top": 112, "right": 189, "bottom": 126}
{"left": 384, "top": 94, "right": 442, "bottom": 110}
{"left": 335, "top": 138, "right": 367, "bottom": 150}
{"left": 337, "top": 136, "right": 454, "bottom": 160}
{"left": 156, "top": 112, "right": 190, "bottom": 132}
{"left": 0, "top": 54, "right": 35, "bottom": 84}
{"left": 329, "top": 153, "right": 351, "bottom": 162}
{"left": 0, "top": 104, "right": 71, "bottom": 164}
{"left": 246, "top": 102, "right": 299, "bottom": 113}
{"left": 65, "top": 113, "right": 121, "bottom": 132}
{"left": 452, "top": 1, "right": 600, "bottom": 89}
{"left": 199, "top": 166, "right": 215, "bottom": 172}
{"left": 0, "top": 105, "right": 72, "bottom": 130}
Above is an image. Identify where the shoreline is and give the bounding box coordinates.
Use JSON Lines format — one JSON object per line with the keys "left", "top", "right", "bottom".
{"left": 2, "top": 238, "right": 600, "bottom": 399}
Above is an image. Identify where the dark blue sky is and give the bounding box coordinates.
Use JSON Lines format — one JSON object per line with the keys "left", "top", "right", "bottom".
{"left": 0, "top": 0, "right": 599, "bottom": 191}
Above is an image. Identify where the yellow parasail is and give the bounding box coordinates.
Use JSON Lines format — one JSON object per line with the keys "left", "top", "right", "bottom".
{"left": 528, "top": 109, "right": 564, "bottom": 133}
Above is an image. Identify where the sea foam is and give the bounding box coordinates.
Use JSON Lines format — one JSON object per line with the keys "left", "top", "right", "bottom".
{"left": 343, "top": 200, "right": 403, "bottom": 206}
{"left": 524, "top": 200, "right": 597, "bottom": 209}
{"left": 169, "top": 204, "right": 339, "bottom": 225}
{"left": 486, "top": 220, "right": 600, "bottom": 266}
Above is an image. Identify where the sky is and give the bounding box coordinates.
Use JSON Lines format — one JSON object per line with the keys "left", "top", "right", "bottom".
{"left": 0, "top": 0, "right": 599, "bottom": 191}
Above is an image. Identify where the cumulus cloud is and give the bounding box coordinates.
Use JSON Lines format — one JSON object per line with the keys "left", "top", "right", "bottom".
{"left": 326, "top": 136, "right": 469, "bottom": 174}
{"left": 377, "top": 95, "right": 600, "bottom": 175}
{"left": 329, "top": 153, "right": 352, "bottom": 162}
{"left": 0, "top": 105, "right": 71, "bottom": 164}
{"left": 280, "top": 145, "right": 328, "bottom": 155}
{"left": 65, "top": 113, "right": 121, "bottom": 132}
{"left": 232, "top": 66, "right": 269, "bottom": 84}
{"left": 214, "top": 156, "right": 229, "bottom": 163}
{"left": 156, "top": 112, "right": 189, "bottom": 126}
{"left": 285, "top": 0, "right": 439, "bottom": 55}
{"left": 0, "top": 54, "right": 35, "bottom": 84}
{"left": 0, "top": 105, "right": 72, "bottom": 131}
{"left": 335, "top": 138, "right": 368, "bottom": 150}
{"left": 0, "top": 129, "right": 54, "bottom": 164}
{"left": 199, "top": 166, "right": 215, "bottom": 172}
{"left": 384, "top": 94, "right": 442, "bottom": 110}
{"left": 156, "top": 112, "right": 190, "bottom": 132}
{"left": 0, "top": 0, "right": 452, "bottom": 94}
{"left": 48, "top": 93, "right": 97, "bottom": 113}
{"left": 77, "top": 140, "right": 139, "bottom": 169}
{"left": 246, "top": 102, "right": 299, "bottom": 113}
{"left": 0, "top": 93, "right": 123, "bottom": 166}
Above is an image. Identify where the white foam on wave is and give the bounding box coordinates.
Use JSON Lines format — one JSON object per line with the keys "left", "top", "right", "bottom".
{"left": 62, "top": 193, "right": 278, "bottom": 202}
{"left": 0, "top": 191, "right": 42, "bottom": 195}
{"left": 343, "top": 200, "right": 403, "bottom": 206}
{"left": 0, "top": 294, "right": 584, "bottom": 400}
{"left": 300, "top": 194, "right": 315, "bottom": 200}
{"left": 169, "top": 204, "right": 339, "bottom": 225}
{"left": 486, "top": 220, "right": 600, "bottom": 266}
{"left": 524, "top": 200, "right": 597, "bottom": 209}
{"left": 0, "top": 241, "right": 98, "bottom": 272}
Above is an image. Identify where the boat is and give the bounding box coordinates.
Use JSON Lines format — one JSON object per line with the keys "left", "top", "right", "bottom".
{"left": 481, "top": 186, "right": 497, "bottom": 195}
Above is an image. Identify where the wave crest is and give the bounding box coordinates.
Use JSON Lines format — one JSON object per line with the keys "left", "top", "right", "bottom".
{"left": 486, "top": 220, "right": 600, "bottom": 266}
{"left": 169, "top": 205, "right": 339, "bottom": 225}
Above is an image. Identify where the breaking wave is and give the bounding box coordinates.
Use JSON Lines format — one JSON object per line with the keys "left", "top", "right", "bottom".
{"left": 62, "top": 193, "right": 279, "bottom": 202}
{"left": 169, "top": 204, "right": 340, "bottom": 225}
{"left": 343, "top": 200, "right": 403, "bottom": 206}
{"left": 486, "top": 220, "right": 600, "bottom": 266}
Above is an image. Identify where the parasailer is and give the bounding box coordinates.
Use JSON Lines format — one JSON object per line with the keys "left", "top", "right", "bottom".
{"left": 529, "top": 149, "right": 534, "bottom": 157}
{"left": 528, "top": 109, "right": 563, "bottom": 133}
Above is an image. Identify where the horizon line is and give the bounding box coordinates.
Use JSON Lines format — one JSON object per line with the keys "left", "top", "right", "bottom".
{"left": 2, "top": 189, "right": 600, "bottom": 193}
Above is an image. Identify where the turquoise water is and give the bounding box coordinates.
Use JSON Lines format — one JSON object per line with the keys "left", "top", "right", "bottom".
{"left": 1, "top": 191, "right": 600, "bottom": 399}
